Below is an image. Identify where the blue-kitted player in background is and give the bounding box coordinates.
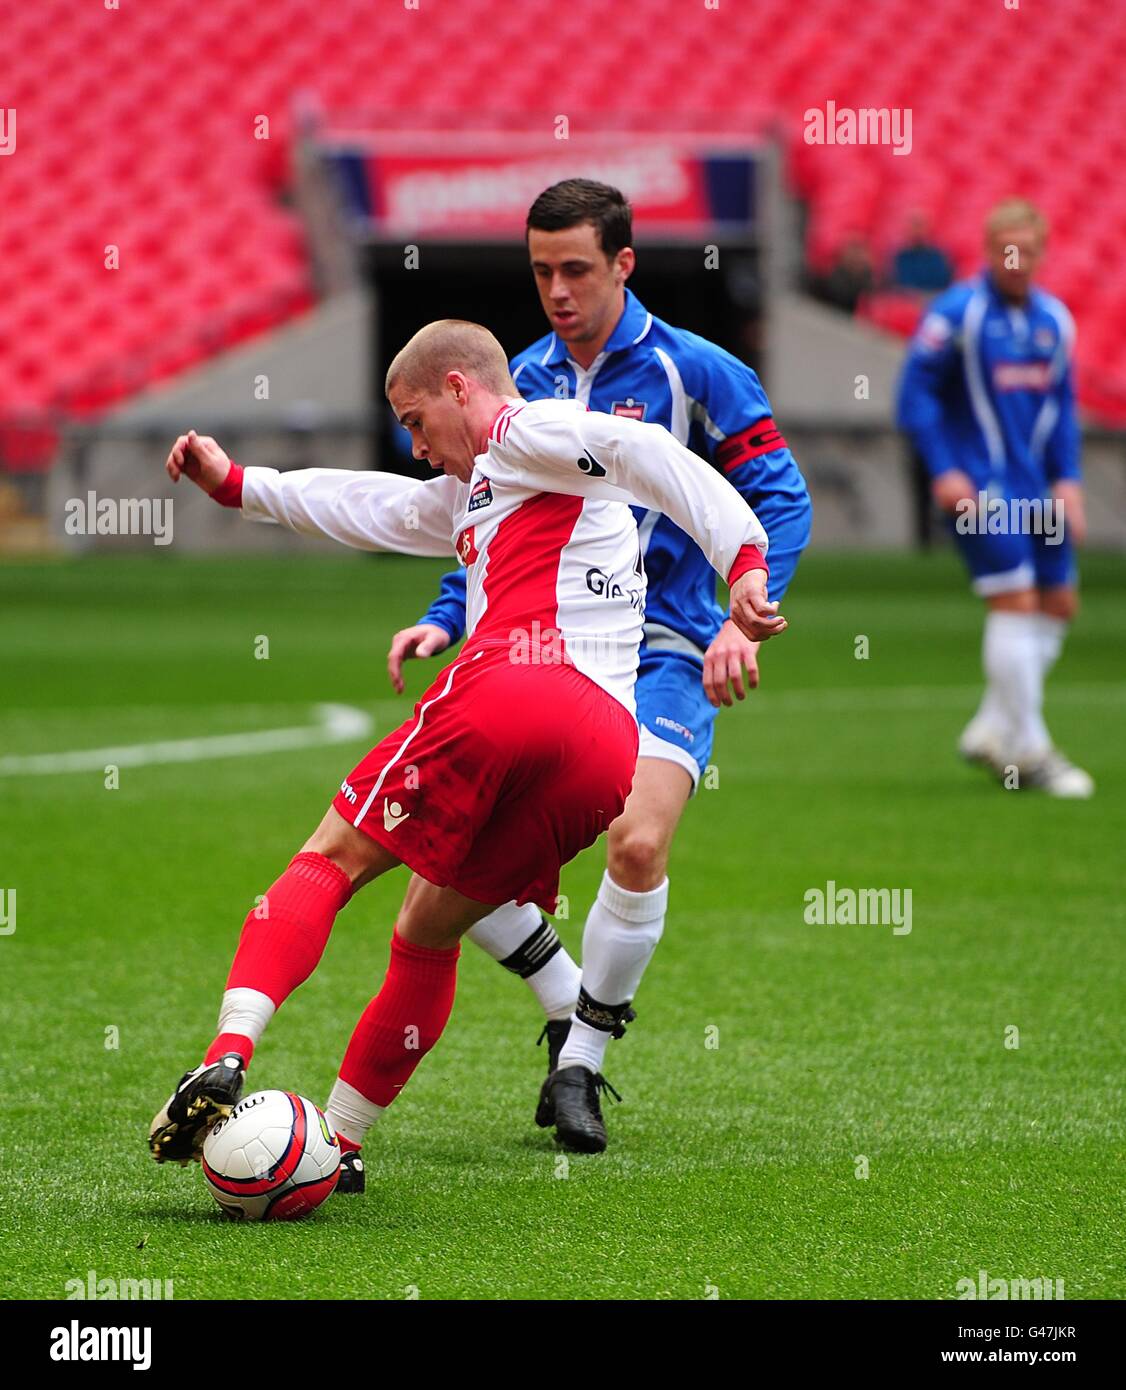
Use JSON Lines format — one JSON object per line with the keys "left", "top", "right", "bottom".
{"left": 382, "top": 179, "right": 812, "bottom": 1156}
{"left": 897, "top": 197, "right": 1093, "bottom": 798}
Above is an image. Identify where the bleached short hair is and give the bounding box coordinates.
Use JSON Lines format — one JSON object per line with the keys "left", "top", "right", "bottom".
{"left": 385, "top": 319, "right": 516, "bottom": 397}
{"left": 985, "top": 198, "right": 1048, "bottom": 243}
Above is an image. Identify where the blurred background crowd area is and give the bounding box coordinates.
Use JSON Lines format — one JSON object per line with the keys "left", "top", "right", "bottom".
{"left": 2, "top": 0, "right": 1124, "bottom": 553}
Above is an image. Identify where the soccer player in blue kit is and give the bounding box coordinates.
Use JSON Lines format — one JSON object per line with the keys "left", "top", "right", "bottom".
{"left": 378, "top": 180, "right": 811, "bottom": 1159}
{"left": 897, "top": 198, "right": 1093, "bottom": 799}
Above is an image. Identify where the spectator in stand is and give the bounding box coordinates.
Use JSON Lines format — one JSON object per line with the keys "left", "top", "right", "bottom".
{"left": 810, "top": 234, "right": 875, "bottom": 314}
{"left": 891, "top": 212, "right": 953, "bottom": 294}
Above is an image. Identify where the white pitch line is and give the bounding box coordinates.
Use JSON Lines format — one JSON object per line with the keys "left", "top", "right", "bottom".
{"left": 1, "top": 681, "right": 1120, "bottom": 778}
{"left": 0, "top": 703, "right": 373, "bottom": 777}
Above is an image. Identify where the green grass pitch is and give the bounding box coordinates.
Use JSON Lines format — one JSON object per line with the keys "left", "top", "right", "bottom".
{"left": 1, "top": 548, "right": 1123, "bottom": 1300}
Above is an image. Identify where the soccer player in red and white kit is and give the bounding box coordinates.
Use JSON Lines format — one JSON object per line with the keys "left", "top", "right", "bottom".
{"left": 148, "top": 319, "right": 786, "bottom": 1170}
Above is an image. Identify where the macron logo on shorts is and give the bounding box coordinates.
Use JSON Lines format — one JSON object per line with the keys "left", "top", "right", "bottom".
{"left": 384, "top": 798, "right": 410, "bottom": 831}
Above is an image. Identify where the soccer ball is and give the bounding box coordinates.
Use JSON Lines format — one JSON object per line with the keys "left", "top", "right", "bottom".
{"left": 201, "top": 1090, "right": 340, "bottom": 1221}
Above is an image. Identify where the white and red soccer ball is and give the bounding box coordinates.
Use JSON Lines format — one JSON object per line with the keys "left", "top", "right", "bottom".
{"left": 202, "top": 1090, "right": 340, "bottom": 1221}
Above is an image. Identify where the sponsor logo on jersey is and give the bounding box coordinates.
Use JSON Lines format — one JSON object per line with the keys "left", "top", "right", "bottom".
{"left": 340, "top": 779, "right": 358, "bottom": 805}
{"left": 467, "top": 476, "right": 493, "bottom": 512}
{"left": 383, "top": 798, "right": 410, "bottom": 831}
{"left": 456, "top": 526, "right": 479, "bottom": 565}
{"left": 586, "top": 566, "right": 644, "bottom": 613}
{"left": 612, "top": 397, "right": 647, "bottom": 420}
{"left": 993, "top": 361, "right": 1052, "bottom": 392}
{"left": 576, "top": 449, "right": 607, "bottom": 478}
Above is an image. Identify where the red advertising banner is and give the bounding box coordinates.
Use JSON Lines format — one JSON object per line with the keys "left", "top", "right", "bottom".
{"left": 367, "top": 146, "right": 710, "bottom": 235}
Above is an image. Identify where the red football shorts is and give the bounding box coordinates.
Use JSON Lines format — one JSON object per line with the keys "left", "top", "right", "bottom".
{"left": 331, "top": 642, "right": 639, "bottom": 912}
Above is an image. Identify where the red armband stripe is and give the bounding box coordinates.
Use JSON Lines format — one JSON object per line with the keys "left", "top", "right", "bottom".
{"left": 727, "top": 544, "right": 768, "bottom": 588}
{"left": 210, "top": 461, "right": 244, "bottom": 508}
{"left": 716, "top": 418, "right": 788, "bottom": 474}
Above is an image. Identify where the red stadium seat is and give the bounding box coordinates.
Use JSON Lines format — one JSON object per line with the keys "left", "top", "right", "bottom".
{"left": 3, "top": 0, "right": 1124, "bottom": 428}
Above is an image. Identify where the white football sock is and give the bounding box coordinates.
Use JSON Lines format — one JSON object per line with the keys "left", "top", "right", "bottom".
{"left": 557, "top": 872, "right": 668, "bottom": 1075}
{"left": 984, "top": 611, "right": 1051, "bottom": 761}
{"left": 963, "top": 661, "right": 1009, "bottom": 746}
{"left": 466, "top": 901, "right": 580, "bottom": 1020}
{"left": 215, "top": 987, "right": 275, "bottom": 1049}
{"left": 1035, "top": 613, "right": 1066, "bottom": 677}
{"left": 325, "top": 1077, "right": 385, "bottom": 1148}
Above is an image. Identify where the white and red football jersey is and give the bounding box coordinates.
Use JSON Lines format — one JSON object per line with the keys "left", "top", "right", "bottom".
{"left": 238, "top": 397, "right": 769, "bottom": 714}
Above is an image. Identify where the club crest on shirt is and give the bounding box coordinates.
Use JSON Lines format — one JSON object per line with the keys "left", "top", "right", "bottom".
{"left": 917, "top": 313, "right": 953, "bottom": 351}
{"left": 612, "top": 398, "right": 647, "bottom": 420}
{"left": 467, "top": 476, "right": 493, "bottom": 513}
{"left": 456, "top": 526, "right": 479, "bottom": 565}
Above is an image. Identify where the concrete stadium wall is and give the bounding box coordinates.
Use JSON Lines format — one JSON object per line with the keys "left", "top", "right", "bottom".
{"left": 48, "top": 291, "right": 374, "bottom": 554}
{"left": 44, "top": 284, "right": 1126, "bottom": 555}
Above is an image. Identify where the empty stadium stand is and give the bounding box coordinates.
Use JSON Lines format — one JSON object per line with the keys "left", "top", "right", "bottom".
{"left": 3, "top": 0, "right": 1125, "bottom": 478}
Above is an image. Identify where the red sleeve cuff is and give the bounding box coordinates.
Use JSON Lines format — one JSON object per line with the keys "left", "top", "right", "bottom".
{"left": 210, "top": 461, "right": 244, "bottom": 508}
{"left": 727, "top": 544, "right": 768, "bottom": 588}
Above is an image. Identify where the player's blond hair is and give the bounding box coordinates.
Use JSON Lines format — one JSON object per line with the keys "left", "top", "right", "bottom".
{"left": 984, "top": 198, "right": 1048, "bottom": 243}
{"left": 385, "top": 320, "right": 517, "bottom": 397}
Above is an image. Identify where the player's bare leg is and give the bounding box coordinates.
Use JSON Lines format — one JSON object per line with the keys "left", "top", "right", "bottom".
{"left": 149, "top": 808, "right": 402, "bottom": 1165}
{"left": 538, "top": 755, "right": 693, "bottom": 1153}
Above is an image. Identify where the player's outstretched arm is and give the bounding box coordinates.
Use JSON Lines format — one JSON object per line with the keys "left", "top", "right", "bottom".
{"left": 165, "top": 430, "right": 457, "bottom": 557}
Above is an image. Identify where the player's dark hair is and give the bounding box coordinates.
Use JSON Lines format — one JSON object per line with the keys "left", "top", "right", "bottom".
{"left": 526, "top": 179, "right": 633, "bottom": 259}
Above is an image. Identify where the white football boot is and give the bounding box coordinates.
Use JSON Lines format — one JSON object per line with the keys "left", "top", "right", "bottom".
{"left": 1011, "top": 748, "right": 1095, "bottom": 799}
{"left": 958, "top": 717, "right": 1007, "bottom": 773}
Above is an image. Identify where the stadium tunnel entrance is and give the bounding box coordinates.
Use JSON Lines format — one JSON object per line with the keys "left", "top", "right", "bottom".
{"left": 364, "top": 242, "right": 762, "bottom": 476}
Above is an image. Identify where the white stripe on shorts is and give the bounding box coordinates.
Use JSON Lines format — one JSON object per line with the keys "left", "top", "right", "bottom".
{"left": 352, "top": 650, "right": 484, "bottom": 828}
{"left": 971, "top": 561, "right": 1036, "bottom": 597}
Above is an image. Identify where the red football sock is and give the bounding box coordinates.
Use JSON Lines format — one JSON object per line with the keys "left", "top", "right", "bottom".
{"left": 204, "top": 1032, "right": 256, "bottom": 1067}
{"left": 204, "top": 852, "right": 353, "bottom": 1064}
{"left": 338, "top": 929, "right": 460, "bottom": 1109}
